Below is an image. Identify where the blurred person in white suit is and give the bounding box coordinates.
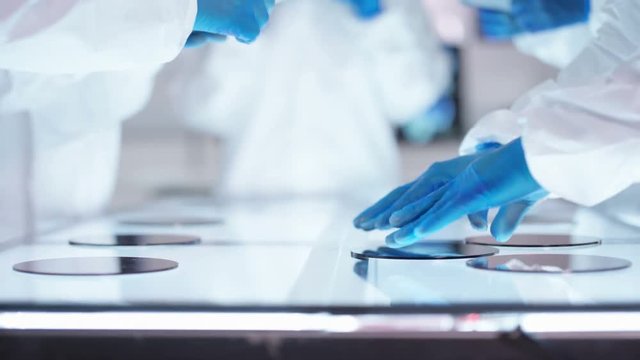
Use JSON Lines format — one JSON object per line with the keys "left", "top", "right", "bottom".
{"left": 176, "top": 0, "right": 453, "bottom": 201}
{"left": 0, "top": 0, "right": 275, "bottom": 243}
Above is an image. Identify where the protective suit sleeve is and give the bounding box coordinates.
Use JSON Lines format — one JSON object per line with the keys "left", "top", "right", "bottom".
{"left": 462, "top": 0, "right": 640, "bottom": 206}
{"left": 362, "top": 0, "right": 453, "bottom": 124}
{"left": 0, "top": 0, "right": 197, "bottom": 74}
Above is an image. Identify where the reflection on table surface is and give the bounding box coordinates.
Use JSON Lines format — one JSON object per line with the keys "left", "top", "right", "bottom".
{"left": 1, "top": 197, "right": 640, "bottom": 310}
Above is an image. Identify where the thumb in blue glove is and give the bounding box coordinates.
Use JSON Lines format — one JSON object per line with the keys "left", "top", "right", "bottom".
{"left": 386, "top": 138, "right": 547, "bottom": 248}
{"left": 194, "top": 0, "right": 275, "bottom": 44}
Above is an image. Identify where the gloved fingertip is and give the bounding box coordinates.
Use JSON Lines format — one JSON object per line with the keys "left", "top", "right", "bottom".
{"left": 185, "top": 32, "right": 207, "bottom": 48}
{"left": 238, "top": 20, "right": 262, "bottom": 44}
{"left": 389, "top": 212, "right": 401, "bottom": 226}
{"left": 386, "top": 228, "right": 420, "bottom": 248}
{"left": 388, "top": 212, "right": 403, "bottom": 227}
{"left": 236, "top": 36, "right": 256, "bottom": 44}
{"left": 358, "top": 219, "right": 378, "bottom": 231}
{"left": 235, "top": 28, "right": 258, "bottom": 44}
{"left": 384, "top": 233, "right": 397, "bottom": 245}
{"left": 385, "top": 241, "right": 405, "bottom": 249}
{"left": 374, "top": 217, "right": 390, "bottom": 230}
{"left": 356, "top": 215, "right": 375, "bottom": 225}
{"left": 385, "top": 235, "right": 408, "bottom": 249}
{"left": 492, "top": 230, "right": 512, "bottom": 243}
{"left": 415, "top": 223, "right": 433, "bottom": 237}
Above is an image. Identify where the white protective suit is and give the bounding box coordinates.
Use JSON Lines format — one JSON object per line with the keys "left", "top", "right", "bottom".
{"left": 179, "top": 0, "right": 452, "bottom": 199}
{"left": 511, "top": 0, "right": 640, "bottom": 228}
{"left": 0, "top": 0, "right": 198, "bottom": 242}
{"left": 461, "top": 0, "right": 640, "bottom": 215}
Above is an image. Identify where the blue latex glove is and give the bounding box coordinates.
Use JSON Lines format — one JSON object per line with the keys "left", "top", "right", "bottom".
{"left": 512, "top": 0, "right": 590, "bottom": 32}
{"left": 193, "top": 0, "right": 275, "bottom": 44}
{"left": 476, "top": 0, "right": 590, "bottom": 39}
{"left": 478, "top": 9, "right": 521, "bottom": 39}
{"left": 385, "top": 138, "right": 548, "bottom": 248}
{"left": 345, "top": 0, "right": 383, "bottom": 19}
{"left": 353, "top": 142, "right": 502, "bottom": 232}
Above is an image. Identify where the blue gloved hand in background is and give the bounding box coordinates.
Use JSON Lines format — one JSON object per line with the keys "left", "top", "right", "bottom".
{"left": 353, "top": 142, "right": 502, "bottom": 232}
{"left": 192, "top": 0, "right": 275, "bottom": 45}
{"left": 384, "top": 138, "right": 547, "bottom": 248}
{"left": 512, "top": 0, "right": 590, "bottom": 32}
{"left": 345, "top": 0, "right": 383, "bottom": 19}
{"left": 473, "top": 0, "right": 590, "bottom": 40}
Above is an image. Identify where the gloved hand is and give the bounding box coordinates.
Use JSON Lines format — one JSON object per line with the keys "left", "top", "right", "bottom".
{"left": 345, "top": 0, "right": 383, "bottom": 19}
{"left": 193, "top": 0, "right": 275, "bottom": 44}
{"left": 384, "top": 138, "right": 548, "bottom": 248}
{"left": 471, "top": 0, "right": 590, "bottom": 39}
{"left": 353, "top": 141, "right": 502, "bottom": 231}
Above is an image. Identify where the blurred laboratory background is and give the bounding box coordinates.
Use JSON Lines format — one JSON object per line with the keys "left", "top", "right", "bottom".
{"left": 112, "top": 0, "right": 556, "bottom": 210}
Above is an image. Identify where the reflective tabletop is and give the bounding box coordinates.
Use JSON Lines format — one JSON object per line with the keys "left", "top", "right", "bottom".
{"left": 1, "top": 197, "right": 640, "bottom": 338}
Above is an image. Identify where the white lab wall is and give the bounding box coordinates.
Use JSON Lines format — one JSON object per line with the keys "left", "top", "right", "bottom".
{"left": 460, "top": 41, "right": 556, "bottom": 130}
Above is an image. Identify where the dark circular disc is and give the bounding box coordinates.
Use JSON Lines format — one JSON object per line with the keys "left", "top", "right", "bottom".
{"left": 467, "top": 254, "right": 631, "bottom": 273}
{"left": 13, "top": 257, "right": 178, "bottom": 276}
{"left": 69, "top": 234, "right": 201, "bottom": 246}
{"left": 466, "top": 234, "right": 601, "bottom": 248}
{"left": 351, "top": 242, "right": 499, "bottom": 261}
{"left": 118, "top": 216, "right": 223, "bottom": 227}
